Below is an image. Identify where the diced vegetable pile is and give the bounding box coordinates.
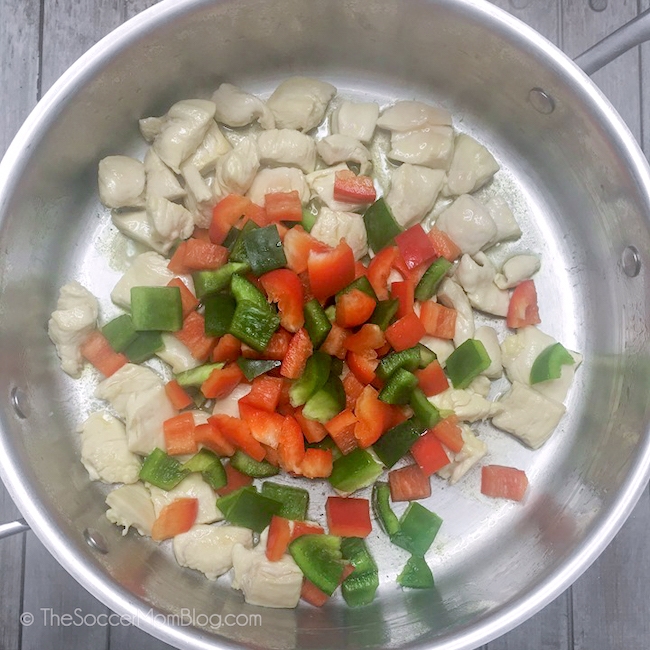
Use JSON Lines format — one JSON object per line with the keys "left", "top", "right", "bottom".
{"left": 47, "top": 76, "right": 581, "bottom": 610}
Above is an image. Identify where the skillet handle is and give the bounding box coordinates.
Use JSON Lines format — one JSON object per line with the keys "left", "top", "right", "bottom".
{"left": 0, "top": 518, "right": 29, "bottom": 539}
{"left": 575, "top": 8, "right": 650, "bottom": 75}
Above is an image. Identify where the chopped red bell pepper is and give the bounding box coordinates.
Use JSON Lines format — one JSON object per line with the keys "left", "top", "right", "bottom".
{"left": 262, "top": 327, "right": 293, "bottom": 361}
{"left": 80, "top": 331, "right": 128, "bottom": 377}
{"left": 291, "top": 520, "right": 325, "bottom": 540}
{"left": 419, "top": 301, "right": 457, "bottom": 340}
{"left": 320, "top": 323, "right": 349, "bottom": 359}
{"left": 294, "top": 407, "right": 329, "bottom": 444}
{"left": 299, "top": 448, "right": 333, "bottom": 478}
{"left": 346, "top": 349, "right": 379, "bottom": 385}
{"left": 354, "top": 261, "right": 367, "bottom": 279}
{"left": 201, "top": 362, "right": 244, "bottom": 399}
{"left": 280, "top": 328, "right": 313, "bottom": 379}
{"left": 336, "top": 288, "right": 377, "bottom": 328}
{"left": 278, "top": 415, "right": 306, "bottom": 473}
{"left": 415, "top": 360, "right": 449, "bottom": 397}
{"left": 410, "top": 430, "right": 451, "bottom": 476}
{"left": 344, "top": 324, "right": 386, "bottom": 353}
{"left": 367, "top": 247, "right": 399, "bottom": 301}
{"left": 325, "top": 409, "right": 359, "bottom": 455}
{"left": 164, "top": 379, "right": 194, "bottom": 410}
{"left": 239, "top": 404, "right": 286, "bottom": 448}
{"left": 265, "top": 190, "right": 303, "bottom": 223}
{"left": 301, "top": 579, "right": 330, "bottom": 607}
{"left": 481, "top": 465, "right": 529, "bottom": 502}
{"left": 244, "top": 201, "right": 269, "bottom": 227}
{"left": 326, "top": 496, "right": 372, "bottom": 537}
{"left": 395, "top": 224, "right": 437, "bottom": 270}
{"left": 392, "top": 251, "right": 411, "bottom": 280}
{"left": 388, "top": 464, "right": 432, "bottom": 502}
{"left": 283, "top": 225, "right": 330, "bottom": 274}
{"left": 209, "top": 194, "right": 251, "bottom": 244}
{"left": 353, "top": 384, "right": 393, "bottom": 448}
{"left": 211, "top": 333, "right": 242, "bottom": 363}
{"left": 260, "top": 269, "right": 305, "bottom": 333}
{"left": 239, "top": 375, "right": 283, "bottom": 412}
{"left": 333, "top": 170, "right": 377, "bottom": 204}
{"left": 343, "top": 372, "right": 366, "bottom": 410}
{"left": 506, "top": 279, "right": 541, "bottom": 329}
{"left": 216, "top": 462, "right": 253, "bottom": 496}
{"left": 209, "top": 414, "right": 266, "bottom": 462}
{"left": 427, "top": 227, "right": 462, "bottom": 262}
{"left": 431, "top": 415, "right": 464, "bottom": 453}
{"left": 151, "top": 498, "right": 198, "bottom": 541}
{"left": 194, "top": 421, "right": 236, "bottom": 457}
{"left": 168, "top": 238, "right": 229, "bottom": 274}
{"left": 163, "top": 412, "right": 198, "bottom": 456}
{"left": 308, "top": 240, "right": 356, "bottom": 302}
{"left": 385, "top": 311, "right": 427, "bottom": 352}
{"left": 266, "top": 515, "right": 293, "bottom": 561}
{"left": 174, "top": 311, "right": 217, "bottom": 361}
{"left": 166, "top": 278, "right": 199, "bottom": 318}
{"left": 391, "top": 278, "right": 415, "bottom": 319}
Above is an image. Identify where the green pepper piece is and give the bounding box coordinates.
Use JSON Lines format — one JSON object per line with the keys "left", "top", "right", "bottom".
{"left": 330, "top": 357, "right": 344, "bottom": 377}
{"left": 130, "top": 286, "right": 183, "bottom": 332}
{"left": 416, "top": 343, "right": 437, "bottom": 369}
{"left": 377, "top": 347, "right": 421, "bottom": 381}
{"left": 409, "top": 387, "right": 441, "bottom": 429}
{"left": 218, "top": 487, "right": 282, "bottom": 532}
{"left": 397, "top": 555, "right": 435, "bottom": 589}
{"left": 530, "top": 342, "right": 575, "bottom": 384}
{"left": 229, "top": 220, "right": 258, "bottom": 263}
{"left": 340, "top": 538, "right": 379, "bottom": 607}
{"left": 329, "top": 448, "right": 383, "bottom": 493}
{"left": 301, "top": 207, "right": 317, "bottom": 233}
{"left": 229, "top": 300, "right": 280, "bottom": 352}
{"left": 369, "top": 299, "right": 399, "bottom": 331}
{"left": 192, "top": 262, "right": 250, "bottom": 300}
{"left": 289, "top": 534, "right": 345, "bottom": 596}
{"left": 372, "top": 418, "right": 426, "bottom": 468}
{"left": 139, "top": 448, "right": 189, "bottom": 490}
{"left": 337, "top": 275, "right": 378, "bottom": 300}
{"left": 363, "top": 198, "right": 403, "bottom": 253}
{"left": 102, "top": 314, "right": 138, "bottom": 352}
{"left": 378, "top": 368, "right": 419, "bottom": 405}
{"left": 182, "top": 449, "right": 227, "bottom": 490}
{"left": 204, "top": 293, "right": 236, "bottom": 337}
{"left": 304, "top": 298, "right": 333, "bottom": 348}
{"left": 261, "top": 481, "right": 310, "bottom": 521}
{"left": 372, "top": 481, "right": 400, "bottom": 536}
{"left": 216, "top": 485, "right": 258, "bottom": 518}
{"left": 243, "top": 224, "right": 287, "bottom": 276}
{"left": 414, "top": 257, "right": 453, "bottom": 302}
{"left": 391, "top": 502, "right": 443, "bottom": 556}
{"left": 236, "top": 358, "right": 282, "bottom": 381}
{"left": 222, "top": 225, "right": 241, "bottom": 250}
{"left": 124, "top": 331, "right": 164, "bottom": 363}
{"left": 175, "top": 362, "right": 224, "bottom": 387}
{"left": 230, "top": 273, "right": 269, "bottom": 311}
{"left": 302, "top": 374, "right": 346, "bottom": 423}
{"left": 289, "top": 351, "right": 332, "bottom": 407}
{"left": 445, "top": 338, "right": 491, "bottom": 389}
{"left": 230, "top": 450, "right": 280, "bottom": 478}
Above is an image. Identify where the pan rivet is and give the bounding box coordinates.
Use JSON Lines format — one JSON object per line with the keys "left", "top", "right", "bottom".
{"left": 10, "top": 387, "right": 29, "bottom": 419}
{"left": 528, "top": 89, "right": 555, "bottom": 114}
{"left": 589, "top": 0, "right": 608, "bottom": 11}
{"left": 621, "top": 246, "right": 641, "bottom": 277}
{"left": 84, "top": 529, "right": 108, "bottom": 554}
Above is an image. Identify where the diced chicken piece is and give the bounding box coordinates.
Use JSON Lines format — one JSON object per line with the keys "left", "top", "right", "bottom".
{"left": 173, "top": 524, "right": 254, "bottom": 580}
{"left": 125, "top": 384, "right": 177, "bottom": 455}
{"left": 231, "top": 542, "right": 303, "bottom": 608}
{"left": 211, "top": 83, "right": 275, "bottom": 129}
{"left": 494, "top": 254, "right": 541, "bottom": 290}
{"left": 98, "top": 156, "right": 146, "bottom": 209}
{"left": 310, "top": 207, "right": 368, "bottom": 260}
{"left": 214, "top": 137, "right": 260, "bottom": 199}
{"left": 316, "top": 135, "right": 372, "bottom": 176}
{"left": 80, "top": 411, "right": 141, "bottom": 484}
{"left": 247, "top": 167, "right": 310, "bottom": 206}
{"left": 258, "top": 129, "right": 317, "bottom": 173}
{"left": 150, "top": 475, "right": 222, "bottom": 525}
{"left": 455, "top": 252, "right": 510, "bottom": 317}
{"left": 139, "top": 116, "right": 166, "bottom": 143}
{"left": 105, "top": 483, "right": 156, "bottom": 536}
{"left": 185, "top": 121, "right": 232, "bottom": 173}
{"left": 442, "top": 134, "right": 500, "bottom": 196}
{"left": 385, "top": 164, "right": 445, "bottom": 228}
{"left": 156, "top": 333, "right": 202, "bottom": 374}
{"left": 437, "top": 278, "right": 475, "bottom": 346}
{"left": 331, "top": 100, "right": 379, "bottom": 143}
{"left": 212, "top": 383, "right": 252, "bottom": 418}
{"left": 146, "top": 195, "right": 194, "bottom": 253}
{"left": 430, "top": 388, "right": 503, "bottom": 422}
{"left": 388, "top": 127, "right": 455, "bottom": 169}
{"left": 419, "top": 336, "right": 455, "bottom": 367}
{"left": 492, "top": 381, "right": 566, "bottom": 449}
{"left": 267, "top": 76, "right": 336, "bottom": 132}
{"left": 437, "top": 424, "right": 487, "bottom": 485}
{"left": 181, "top": 163, "right": 213, "bottom": 205}
{"left": 474, "top": 325, "right": 502, "bottom": 379}
{"left": 144, "top": 149, "right": 186, "bottom": 202}
{"left": 95, "top": 363, "right": 163, "bottom": 418}
{"left": 435, "top": 195, "right": 497, "bottom": 255}
{"left": 376, "top": 100, "right": 452, "bottom": 131}
{"left": 151, "top": 99, "right": 217, "bottom": 173}
{"left": 110, "top": 251, "right": 175, "bottom": 309}
{"left": 467, "top": 375, "right": 492, "bottom": 397}
{"left": 501, "top": 326, "right": 582, "bottom": 403}
{"left": 183, "top": 173, "right": 218, "bottom": 229}
{"left": 189, "top": 409, "right": 210, "bottom": 426}
{"left": 111, "top": 210, "right": 168, "bottom": 255}
{"left": 306, "top": 164, "right": 364, "bottom": 213}
{"left": 47, "top": 281, "right": 99, "bottom": 378}
{"left": 485, "top": 196, "right": 522, "bottom": 245}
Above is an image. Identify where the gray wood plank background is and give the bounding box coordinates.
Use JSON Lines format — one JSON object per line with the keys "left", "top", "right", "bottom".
{"left": 1, "top": 1, "right": 649, "bottom": 649}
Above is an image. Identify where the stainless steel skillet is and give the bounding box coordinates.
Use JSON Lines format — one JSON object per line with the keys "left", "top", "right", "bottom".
{"left": 1, "top": 1, "right": 650, "bottom": 649}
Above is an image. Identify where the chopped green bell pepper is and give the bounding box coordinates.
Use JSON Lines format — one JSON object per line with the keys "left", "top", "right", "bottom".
{"left": 302, "top": 374, "right": 346, "bottom": 423}
{"left": 530, "top": 342, "right": 575, "bottom": 384}
{"left": 130, "top": 286, "right": 183, "bottom": 331}
{"left": 445, "top": 338, "right": 491, "bottom": 389}
{"left": 372, "top": 418, "right": 426, "bottom": 468}
{"left": 369, "top": 299, "right": 399, "bottom": 331}
{"left": 229, "top": 220, "right": 258, "bottom": 263}
{"left": 337, "top": 275, "right": 378, "bottom": 300}
{"left": 304, "top": 298, "right": 332, "bottom": 348}
{"left": 414, "top": 257, "right": 453, "bottom": 302}
{"left": 192, "top": 262, "right": 250, "bottom": 300}
{"left": 363, "top": 198, "right": 403, "bottom": 253}
{"left": 261, "top": 481, "right": 310, "bottom": 521}
{"left": 139, "top": 448, "right": 188, "bottom": 490}
{"left": 416, "top": 343, "right": 437, "bottom": 368}
{"left": 392, "top": 502, "right": 443, "bottom": 556}
{"left": 301, "top": 207, "right": 317, "bottom": 233}
{"left": 102, "top": 314, "right": 138, "bottom": 352}
{"left": 341, "top": 537, "right": 379, "bottom": 607}
{"left": 329, "top": 448, "right": 383, "bottom": 493}
{"left": 204, "top": 293, "right": 236, "bottom": 337}
{"left": 230, "top": 450, "right": 280, "bottom": 478}
{"left": 397, "top": 555, "right": 435, "bottom": 589}
{"left": 222, "top": 225, "right": 241, "bottom": 250}
{"left": 409, "top": 387, "right": 441, "bottom": 428}
{"left": 229, "top": 299, "right": 280, "bottom": 352}
{"left": 230, "top": 273, "right": 269, "bottom": 311}
{"left": 236, "top": 358, "right": 282, "bottom": 381}
{"left": 175, "top": 362, "right": 224, "bottom": 387}
{"left": 378, "top": 368, "right": 419, "bottom": 405}
{"left": 377, "top": 347, "right": 421, "bottom": 381}
{"left": 216, "top": 485, "right": 258, "bottom": 518}
{"left": 124, "top": 330, "right": 164, "bottom": 363}
{"left": 182, "top": 448, "right": 227, "bottom": 490}
{"left": 217, "top": 486, "right": 282, "bottom": 533}
{"left": 372, "top": 481, "right": 400, "bottom": 536}
{"left": 289, "top": 351, "right": 332, "bottom": 407}
{"left": 243, "top": 224, "right": 287, "bottom": 276}
{"left": 289, "top": 534, "right": 344, "bottom": 597}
